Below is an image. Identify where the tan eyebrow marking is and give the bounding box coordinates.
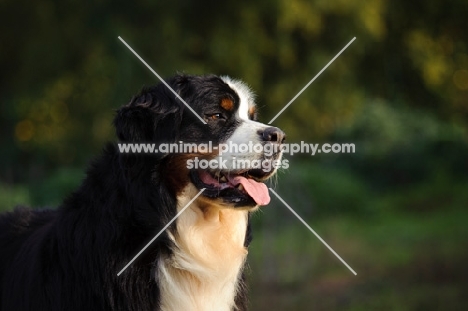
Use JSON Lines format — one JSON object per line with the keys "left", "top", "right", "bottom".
{"left": 220, "top": 98, "right": 234, "bottom": 111}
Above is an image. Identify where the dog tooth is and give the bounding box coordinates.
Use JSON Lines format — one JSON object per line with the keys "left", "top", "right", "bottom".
{"left": 219, "top": 176, "right": 227, "bottom": 183}
{"left": 237, "top": 184, "right": 244, "bottom": 191}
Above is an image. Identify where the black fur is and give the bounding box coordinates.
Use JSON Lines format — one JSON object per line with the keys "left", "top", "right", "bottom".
{"left": 0, "top": 74, "right": 253, "bottom": 311}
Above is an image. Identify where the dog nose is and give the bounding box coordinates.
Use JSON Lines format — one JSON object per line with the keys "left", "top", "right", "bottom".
{"left": 260, "top": 127, "right": 286, "bottom": 143}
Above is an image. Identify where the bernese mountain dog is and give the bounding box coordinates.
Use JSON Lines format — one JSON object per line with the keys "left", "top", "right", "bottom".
{"left": 0, "top": 74, "right": 285, "bottom": 311}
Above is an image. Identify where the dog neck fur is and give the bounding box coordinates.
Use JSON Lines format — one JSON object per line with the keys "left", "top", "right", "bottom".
{"left": 158, "top": 184, "right": 248, "bottom": 311}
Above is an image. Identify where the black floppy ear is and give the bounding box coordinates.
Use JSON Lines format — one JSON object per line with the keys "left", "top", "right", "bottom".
{"left": 114, "top": 102, "right": 156, "bottom": 142}
{"left": 114, "top": 77, "right": 187, "bottom": 143}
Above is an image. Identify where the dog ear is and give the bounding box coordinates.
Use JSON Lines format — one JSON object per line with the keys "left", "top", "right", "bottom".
{"left": 114, "top": 76, "right": 189, "bottom": 143}
{"left": 114, "top": 101, "right": 156, "bottom": 143}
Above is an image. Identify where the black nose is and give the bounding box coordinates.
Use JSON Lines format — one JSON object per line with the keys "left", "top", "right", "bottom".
{"left": 260, "top": 127, "right": 286, "bottom": 143}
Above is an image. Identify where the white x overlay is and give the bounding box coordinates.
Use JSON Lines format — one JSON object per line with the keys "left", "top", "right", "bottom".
{"left": 116, "top": 35, "right": 357, "bottom": 277}
{"left": 117, "top": 188, "right": 206, "bottom": 276}
{"left": 269, "top": 188, "right": 357, "bottom": 275}
{"left": 268, "top": 37, "right": 356, "bottom": 124}
{"left": 117, "top": 36, "right": 207, "bottom": 125}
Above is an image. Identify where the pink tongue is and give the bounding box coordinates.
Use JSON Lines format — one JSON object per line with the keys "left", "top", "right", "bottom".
{"left": 198, "top": 171, "right": 271, "bottom": 206}
{"left": 228, "top": 175, "right": 270, "bottom": 206}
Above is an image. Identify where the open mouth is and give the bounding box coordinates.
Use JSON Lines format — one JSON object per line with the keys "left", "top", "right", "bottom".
{"left": 190, "top": 168, "right": 274, "bottom": 207}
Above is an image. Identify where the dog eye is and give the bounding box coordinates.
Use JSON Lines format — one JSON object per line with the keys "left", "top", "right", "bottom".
{"left": 206, "top": 113, "right": 224, "bottom": 121}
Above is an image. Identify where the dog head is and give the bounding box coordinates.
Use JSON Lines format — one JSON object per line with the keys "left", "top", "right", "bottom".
{"left": 114, "top": 74, "right": 285, "bottom": 210}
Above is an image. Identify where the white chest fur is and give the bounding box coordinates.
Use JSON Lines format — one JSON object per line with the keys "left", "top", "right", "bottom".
{"left": 157, "top": 185, "right": 248, "bottom": 311}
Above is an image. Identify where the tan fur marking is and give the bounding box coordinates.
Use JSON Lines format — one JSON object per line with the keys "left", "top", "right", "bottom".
{"left": 220, "top": 98, "right": 234, "bottom": 111}
{"left": 248, "top": 106, "right": 256, "bottom": 119}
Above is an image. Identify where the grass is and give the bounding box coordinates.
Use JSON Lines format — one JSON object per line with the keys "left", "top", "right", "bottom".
{"left": 247, "top": 159, "right": 468, "bottom": 310}
{"left": 247, "top": 207, "right": 468, "bottom": 310}
{"left": 0, "top": 167, "right": 84, "bottom": 212}
{"left": 0, "top": 183, "right": 31, "bottom": 212}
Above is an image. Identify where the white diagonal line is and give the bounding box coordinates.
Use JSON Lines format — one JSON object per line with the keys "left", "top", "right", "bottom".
{"left": 269, "top": 188, "right": 357, "bottom": 276}
{"left": 117, "top": 188, "right": 206, "bottom": 276}
{"left": 268, "top": 37, "right": 356, "bottom": 124}
{"left": 117, "top": 36, "right": 207, "bottom": 125}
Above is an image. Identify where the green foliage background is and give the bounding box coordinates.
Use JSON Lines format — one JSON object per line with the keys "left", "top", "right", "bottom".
{"left": 1, "top": 0, "right": 467, "bottom": 310}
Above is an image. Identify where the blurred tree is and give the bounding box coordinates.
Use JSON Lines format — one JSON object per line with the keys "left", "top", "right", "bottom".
{"left": 0, "top": 0, "right": 467, "bottom": 184}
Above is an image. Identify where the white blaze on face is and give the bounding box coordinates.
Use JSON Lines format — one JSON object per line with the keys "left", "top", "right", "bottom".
{"left": 221, "top": 76, "right": 252, "bottom": 121}
{"left": 220, "top": 77, "right": 270, "bottom": 169}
